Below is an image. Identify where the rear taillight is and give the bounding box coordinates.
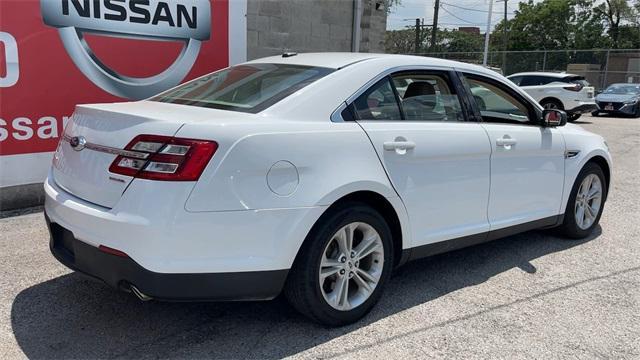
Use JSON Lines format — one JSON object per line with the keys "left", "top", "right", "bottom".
{"left": 564, "top": 83, "right": 584, "bottom": 92}
{"left": 109, "top": 135, "right": 217, "bottom": 181}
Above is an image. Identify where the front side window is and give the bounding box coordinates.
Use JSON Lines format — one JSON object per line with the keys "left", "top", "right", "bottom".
{"left": 466, "top": 76, "right": 533, "bottom": 124}
{"left": 151, "top": 64, "right": 334, "bottom": 113}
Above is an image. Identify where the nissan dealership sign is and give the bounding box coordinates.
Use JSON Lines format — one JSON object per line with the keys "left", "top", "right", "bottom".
{"left": 0, "top": 0, "right": 246, "bottom": 189}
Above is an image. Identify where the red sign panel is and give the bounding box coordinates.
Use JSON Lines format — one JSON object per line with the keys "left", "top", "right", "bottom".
{"left": 0, "top": 0, "right": 229, "bottom": 157}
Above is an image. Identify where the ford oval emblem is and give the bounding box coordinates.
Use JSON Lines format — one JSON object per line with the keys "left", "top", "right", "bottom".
{"left": 70, "top": 136, "right": 87, "bottom": 151}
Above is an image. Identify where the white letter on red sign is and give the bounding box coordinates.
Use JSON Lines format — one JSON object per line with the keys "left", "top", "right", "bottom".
{"left": 0, "top": 32, "right": 19, "bottom": 88}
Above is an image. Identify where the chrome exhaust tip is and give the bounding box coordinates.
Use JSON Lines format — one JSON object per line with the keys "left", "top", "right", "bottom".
{"left": 130, "top": 285, "right": 153, "bottom": 302}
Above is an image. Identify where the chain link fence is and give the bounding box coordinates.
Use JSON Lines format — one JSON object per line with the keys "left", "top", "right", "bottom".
{"left": 414, "top": 49, "right": 640, "bottom": 90}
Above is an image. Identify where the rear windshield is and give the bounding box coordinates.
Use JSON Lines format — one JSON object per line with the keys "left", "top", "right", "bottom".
{"left": 151, "top": 64, "right": 334, "bottom": 113}
{"left": 564, "top": 76, "right": 590, "bottom": 86}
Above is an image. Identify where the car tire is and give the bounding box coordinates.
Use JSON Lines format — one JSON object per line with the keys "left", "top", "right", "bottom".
{"left": 568, "top": 113, "right": 582, "bottom": 122}
{"left": 635, "top": 104, "right": 640, "bottom": 118}
{"left": 284, "top": 202, "right": 394, "bottom": 326}
{"left": 540, "top": 99, "right": 563, "bottom": 111}
{"left": 557, "top": 162, "right": 607, "bottom": 239}
{"left": 591, "top": 111, "right": 600, "bottom": 117}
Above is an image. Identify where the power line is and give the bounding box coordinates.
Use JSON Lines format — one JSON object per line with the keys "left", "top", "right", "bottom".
{"left": 440, "top": 1, "right": 514, "bottom": 14}
{"left": 439, "top": 5, "right": 483, "bottom": 25}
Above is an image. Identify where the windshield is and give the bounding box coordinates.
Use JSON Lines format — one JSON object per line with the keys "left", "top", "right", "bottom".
{"left": 151, "top": 64, "right": 334, "bottom": 113}
{"left": 603, "top": 84, "right": 640, "bottom": 95}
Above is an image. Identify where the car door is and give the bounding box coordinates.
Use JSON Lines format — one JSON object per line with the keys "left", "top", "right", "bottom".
{"left": 349, "top": 69, "right": 492, "bottom": 247}
{"left": 462, "top": 72, "right": 566, "bottom": 231}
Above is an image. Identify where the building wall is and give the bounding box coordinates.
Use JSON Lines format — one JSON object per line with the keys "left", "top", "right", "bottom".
{"left": 246, "top": 0, "right": 386, "bottom": 60}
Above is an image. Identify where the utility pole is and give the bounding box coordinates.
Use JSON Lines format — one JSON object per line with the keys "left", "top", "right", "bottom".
{"left": 497, "top": 0, "right": 508, "bottom": 72}
{"left": 415, "top": 18, "right": 421, "bottom": 54}
{"left": 430, "top": 0, "right": 440, "bottom": 51}
{"left": 482, "top": 0, "right": 494, "bottom": 66}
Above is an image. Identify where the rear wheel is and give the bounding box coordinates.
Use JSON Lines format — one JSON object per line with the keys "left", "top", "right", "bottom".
{"left": 557, "top": 163, "right": 606, "bottom": 239}
{"left": 540, "top": 99, "right": 563, "bottom": 111}
{"left": 591, "top": 110, "right": 600, "bottom": 117}
{"left": 284, "top": 203, "right": 393, "bottom": 326}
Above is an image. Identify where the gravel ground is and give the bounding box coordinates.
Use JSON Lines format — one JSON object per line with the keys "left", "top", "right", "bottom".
{"left": 1, "top": 114, "right": 639, "bottom": 359}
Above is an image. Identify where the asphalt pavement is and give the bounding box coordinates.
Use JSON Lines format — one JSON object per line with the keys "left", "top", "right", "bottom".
{"left": 1, "top": 114, "right": 639, "bottom": 359}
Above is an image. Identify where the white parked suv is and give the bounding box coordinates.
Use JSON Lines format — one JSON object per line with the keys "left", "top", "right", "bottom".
{"left": 507, "top": 72, "right": 597, "bottom": 121}
{"left": 45, "top": 53, "right": 611, "bottom": 326}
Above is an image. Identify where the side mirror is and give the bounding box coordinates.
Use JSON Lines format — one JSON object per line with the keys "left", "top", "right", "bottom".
{"left": 542, "top": 109, "right": 567, "bottom": 127}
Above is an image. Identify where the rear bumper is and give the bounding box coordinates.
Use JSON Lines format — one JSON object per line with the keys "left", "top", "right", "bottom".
{"left": 46, "top": 214, "right": 287, "bottom": 300}
{"left": 567, "top": 103, "right": 597, "bottom": 114}
{"left": 44, "top": 171, "right": 326, "bottom": 274}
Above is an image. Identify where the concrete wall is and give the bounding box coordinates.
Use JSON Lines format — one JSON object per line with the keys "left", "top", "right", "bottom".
{"left": 247, "top": 0, "right": 387, "bottom": 60}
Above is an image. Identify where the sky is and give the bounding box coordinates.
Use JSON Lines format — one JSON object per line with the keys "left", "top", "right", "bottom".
{"left": 386, "top": 0, "right": 540, "bottom": 31}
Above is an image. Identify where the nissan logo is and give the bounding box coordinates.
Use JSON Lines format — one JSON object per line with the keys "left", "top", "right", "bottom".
{"left": 40, "top": 0, "right": 211, "bottom": 100}
{"left": 69, "top": 136, "right": 87, "bottom": 151}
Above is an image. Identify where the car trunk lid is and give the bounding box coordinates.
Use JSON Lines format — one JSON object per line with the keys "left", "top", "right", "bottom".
{"left": 52, "top": 102, "right": 188, "bottom": 208}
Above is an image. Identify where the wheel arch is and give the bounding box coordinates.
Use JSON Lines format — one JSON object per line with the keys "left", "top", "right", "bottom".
{"left": 585, "top": 155, "right": 611, "bottom": 201}
{"left": 295, "top": 190, "right": 408, "bottom": 269}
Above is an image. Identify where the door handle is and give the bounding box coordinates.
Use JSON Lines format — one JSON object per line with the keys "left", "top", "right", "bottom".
{"left": 383, "top": 140, "right": 416, "bottom": 151}
{"left": 496, "top": 138, "right": 517, "bottom": 147}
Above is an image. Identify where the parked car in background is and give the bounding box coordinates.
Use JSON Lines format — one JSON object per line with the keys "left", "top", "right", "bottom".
{"left": 45, "top": 54, "right": 611, "bottom": 326}
{"left": 507, "top": 72, "right": 597, "bottom": 122}
{"left": 593, "top": 83, "right": 640, "bottom": 117}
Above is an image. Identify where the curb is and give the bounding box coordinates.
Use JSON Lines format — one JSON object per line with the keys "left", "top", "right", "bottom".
{"left": 0, "top": 183, "right": 45, "bottom": 211}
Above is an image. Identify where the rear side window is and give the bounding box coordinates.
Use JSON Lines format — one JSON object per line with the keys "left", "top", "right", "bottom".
{"left": 151, "top": 64, "right": 334, "bottom": 113}
{"left": 353, "top": 78, "right": 402, "bottom": 120}
{"left": 392, "top": 73, "right": 464, "bottom": 122}
{"left": 508, "top": 76, "right": 523, "bottom": 86}
{"left": 520, "top": 76, "right": 556, "bottom": 86}
{"left": 352, "top": 71, "right": 465, "bottom": 122}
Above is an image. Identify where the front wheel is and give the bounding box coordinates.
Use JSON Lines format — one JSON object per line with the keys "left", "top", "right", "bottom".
{"left": 568, "top": 113, "right": 582, "bottom": 122}
{"left": 557, "top": 163, "right": 607, "bottom": 239}
{"left": 284, "top": 203, "right": 393, "bottom": 326}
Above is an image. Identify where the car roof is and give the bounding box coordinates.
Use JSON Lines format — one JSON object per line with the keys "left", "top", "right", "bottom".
{"left": 508, "top": 72, "right": 572, "bottom": 77}
{"left": 244, "top": 52, "right": 491, "bottom": 73}
{"left": 608, "top": 83, "right": 640, "bottom": 86}
{"left": 507, "top": 72, "right": 578, "bottom": 78}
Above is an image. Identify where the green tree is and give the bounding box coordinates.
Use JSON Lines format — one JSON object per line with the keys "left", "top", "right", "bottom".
{"left": 593, "top": 0, "right": 634, "bottom": 48}
{"left": 385, "top": 28, "right": 424, "bottom": 54}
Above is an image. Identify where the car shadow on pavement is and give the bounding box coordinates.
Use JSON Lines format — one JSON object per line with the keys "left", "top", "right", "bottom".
{"left": 11, "top": 227, "right": 600, "bottom": 359}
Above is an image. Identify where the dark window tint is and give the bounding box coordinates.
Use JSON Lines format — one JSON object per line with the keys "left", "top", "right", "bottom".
{"left": 353, "top": 78, "right": 402, "bottom": 120}
{"left": 563, "top": 76, "right": 590, "bottom": 87}
{"left": 520, "top": 76, "right": 557, "bottom": 86}
{"left": 151, "top": 64, "right": 334, "bottom": 113}
{"left": 508, "top": 76, "right": 523, "bottom": 86}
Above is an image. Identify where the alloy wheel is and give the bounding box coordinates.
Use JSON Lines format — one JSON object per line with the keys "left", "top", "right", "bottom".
{"left": 574, "top": 174, "right": 603, "bottom": 230}
{"left": 543, "top": 102, "right": 560, "bottom": 110}
{"left": 319, "top": 222, "right": 384, "bottom": 311}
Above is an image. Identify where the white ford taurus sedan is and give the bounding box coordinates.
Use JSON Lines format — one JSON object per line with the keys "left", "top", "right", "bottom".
{"left": 45, "top": 53, "right": 611, "bottom": 325}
